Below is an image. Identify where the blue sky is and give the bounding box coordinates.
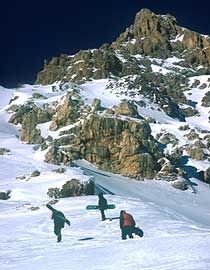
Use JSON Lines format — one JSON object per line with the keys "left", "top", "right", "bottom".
{"left": 1, "top": 0, "right": 209, "bottom": 87}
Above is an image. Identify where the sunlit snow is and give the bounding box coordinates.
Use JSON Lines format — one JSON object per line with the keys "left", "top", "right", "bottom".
{"left": 1, "top": 79, "right": 210, "bottom": 270}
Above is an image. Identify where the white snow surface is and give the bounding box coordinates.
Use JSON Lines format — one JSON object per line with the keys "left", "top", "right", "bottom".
{"left": 0, "top": 81, "right": 210, "bottom": 270}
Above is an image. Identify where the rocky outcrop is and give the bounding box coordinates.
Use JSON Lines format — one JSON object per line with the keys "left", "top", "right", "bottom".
{"left": 49, "top": 91, "right": 82, "bottom": 131}
{"left": 115, "top": 100, "right": 142, "bottom": 118}
{"left": 36, "top": 9, "right": 210, "bottom": 86}
{"left": 31, "top": 170, "right": 41, "bottom": 177}
{"left": 171, "top": 178, "right": 188, "bottom": 190}
{"left": 201, "top": 91, "right": 210, "bottom": 107}
{"left": 0, "top": 148, "right": 10, "bottom": 155}
{"left": 186, "top": 140, "right": 206, "bottom": 160}
{"left": 112, "top": 8, "right": 210, "bottom": 67}
{"left": 45, "top": 144, "right": 72, "bottom": 165}
{"left": 36, "top": 54, "right": 69, "bottom": 85}
{"left": 20, "top": 110, "right": 44, "bottom": 144}
{"left": 204, "top": 167, "right": 210, "bottom": 184}
{"left": 0, "top": 190, "right": 11, "bottom": 200}
{"left": 72, "top": 114, "right": 161, "bottom": 178}
{"left": 9, "top": 103, "right": 51, "bottom": 125}
{"left": 36, "top": 48, "right": 123, "bottom": 85}
{"left": 8, "top": 103, "right": 51, "bottom": 144}
{"left": 47, "top": 179, "right": 95, "bottom": 198}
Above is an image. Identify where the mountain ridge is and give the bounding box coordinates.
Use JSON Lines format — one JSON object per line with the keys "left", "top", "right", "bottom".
{"left": 1, "top": 8, "right": 210, "bottom": 270}
{"left": 1, "top": 8, "right": 210, "bottom": 186}
{"left": 36, "top": 8, "right": 210, "bottom": 85}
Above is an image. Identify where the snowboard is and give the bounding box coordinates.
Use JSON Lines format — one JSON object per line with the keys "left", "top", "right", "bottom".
{"left": 133, "top": 227, "right": 144, "bottom": 237}
{"left": 78, "top": 237, "right": 94, "bottom": 241}
{"left": 86, "top": 204, "right": 116, "bottom": 210}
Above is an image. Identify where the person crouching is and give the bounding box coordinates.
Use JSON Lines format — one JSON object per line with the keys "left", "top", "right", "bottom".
{"left": 120, "top": 210, "right": 135, "bottom": 240}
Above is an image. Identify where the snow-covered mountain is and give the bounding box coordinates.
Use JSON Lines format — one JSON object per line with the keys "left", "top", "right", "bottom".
{"left": 32, "top": 8, "right": 210, "bottom": 183}
{"left": 1, "top": 8, "right": 210, "bottom": 270}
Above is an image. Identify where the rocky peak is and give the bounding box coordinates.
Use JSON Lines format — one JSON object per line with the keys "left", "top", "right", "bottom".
{"left": 133, "top": 8, "right": 178, "bottom": 37}
{"left": 111, "top": 8, "right": 179, "bottom": 54}
{"left": 112, "top": 8, "right": 210, "bottom": 66}
{"left": 36, "top": 8, "right": 210, "bottom": 86}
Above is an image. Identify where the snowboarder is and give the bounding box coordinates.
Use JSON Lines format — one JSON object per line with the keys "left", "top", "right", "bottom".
{"left": 119, "top": 210, "right": 136, "bottom": 240}
{"left": 46, "top": 204, "right": 70, "bottom": 242}
{"left": 98, "top": 192, "right": 108, "bottom": 221}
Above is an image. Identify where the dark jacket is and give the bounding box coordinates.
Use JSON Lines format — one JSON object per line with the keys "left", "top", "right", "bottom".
{"left": 46, "top": 204, "right": 70, "bottom": 228}
{"left": 52, "top": 210, "right": 66, "bottom": 228}
{"left": 98, "top": 194, "right": 108, "bottom": 211}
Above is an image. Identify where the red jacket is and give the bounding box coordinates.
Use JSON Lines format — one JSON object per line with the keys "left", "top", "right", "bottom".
{"left": 120, "top": 213, "right": 135, "bottom": 228}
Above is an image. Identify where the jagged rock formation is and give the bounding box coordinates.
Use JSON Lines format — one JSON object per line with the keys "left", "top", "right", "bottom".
{"left": 115, "top": 100, "right": 142, "bottom": 119}
{"left": 7, "top": 8, "right": 210, "bottom": 182}
{"left": 36, "top": 8, "right": 210, "bottom": 86}
{"left": 47, "top": 179, "right": 95, "bottom": 198}
{"left": 112, "top": 9, "right": 210, "bottom": 67}
{"left": 8, "top": 102, "right": 51, "bottom": 143}
{"left": 35, "top": 8, "right": 210, "bottom": 125}
{"left": 45, "top": 114, "right": 162, "bottom": 178}
{"left": 49, "top": 91, "right": 83, "bottom": 130}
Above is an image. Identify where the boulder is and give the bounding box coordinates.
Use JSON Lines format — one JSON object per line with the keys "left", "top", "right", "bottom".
{"left": 47, "top": 179, "right": 95, "bottom": 198}
{"left": 171, "top": 179, "right": 188, "bottom": 190}
{"left": 0, "top": 148, "right": 10, "bottom": 155}
{"left": 0, "top": 190, "right": 11, "bottom": 200}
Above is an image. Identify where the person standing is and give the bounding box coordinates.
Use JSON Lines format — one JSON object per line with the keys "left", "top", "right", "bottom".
{"left": 98, "top": 192, "right": 108, "bottom": 221}
{"left": 46, "top": 204, "right": 70, "bottom": 242}
{"left": 119, "top": 210, "right": 135, "bottom": 240}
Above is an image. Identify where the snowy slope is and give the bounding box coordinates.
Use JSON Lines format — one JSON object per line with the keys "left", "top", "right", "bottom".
{"left": 0, "top": 81, "right": 210, "bottom": 270}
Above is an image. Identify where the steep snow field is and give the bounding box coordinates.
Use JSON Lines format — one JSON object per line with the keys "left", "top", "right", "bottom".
{"left": 0, "top": 81, "right": 210, "bottom": 270}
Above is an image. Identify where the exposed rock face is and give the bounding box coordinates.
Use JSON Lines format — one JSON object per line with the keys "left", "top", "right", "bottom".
{"left": 9, "top": 103, "right": 51, "bottom": 125}
{"left": 186, "top": 140, "right": 206, "bottom": 161}
{"left": 115, "top": 100, "right": 142, "bottom": 118}
{"left": 45, "top": 144, "right": 72, "bottom": 165}
{"left": 36, "top": 9, "right": 210, "bottom": 86}
{"left": 156, "top": 158, "right": 177, "bottom": 180}
{"left": 44, "top": 113, "right": 162, "bottom": 178}
{"left": 36, "top": 48, "right": 123, "bottom": 85}
{"left": 20, "top": 110, "right": 44, "bottom": 144}
{"left": 9, "top": 103, "right": 51, "bottom": 144}
{"left": 49, "top": 91, "right": 82, "bottom": 131}
{"left": 112, "top": 8, "right": 210, "bottom": 66}
{"left": 74, "top": 114, "right": 161, "bottom": 178}
{"left": 36, "top": 54, "right": 69, "bottom": 85}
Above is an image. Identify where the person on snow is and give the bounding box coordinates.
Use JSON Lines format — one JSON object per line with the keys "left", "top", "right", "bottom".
{"left": 98, "top": 192, "right": 108, "bottom": 221}
{"left": 119, "top": 210, "right": 136, "bottom": 240}
{"left": 46, "top": 204, "right": 70, "bottom": 242}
